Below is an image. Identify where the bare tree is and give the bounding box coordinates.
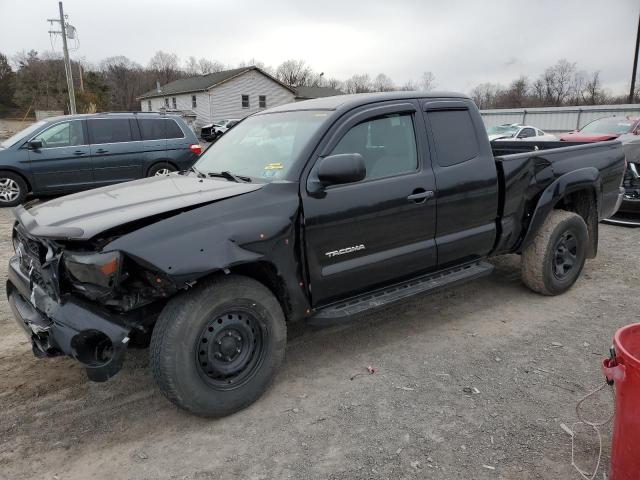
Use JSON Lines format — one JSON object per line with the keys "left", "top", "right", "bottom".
{"left": 199, "top": 58, "right": 224, "bottom": 74}
{"left": 372, "top": 73, "right": 394, "bottom": 92}
{"left": 470, "top": 82, "right": 501, "bottom": 109}
{"left": 581, "top": 71, "right": 606, "bottom": 105}
{"left": 275, "top": 59, "right": 314, "bottom": 87}
{"left": 397, "top": 80, "right": 418, "bottom": 91}
{"left": 323, "top": 77, "right": 343, "bottom": 90}
{"left": 148, "top": 51, "right": 182, "bottom": 84}
{"left": 185, "top": 56, "right": 225, "bottom": 76}
{"left": 420, "top": 71, "right": 436, "bottom": 91}
{"left": 343, "top": 74, "right": 372, "bottom": 94}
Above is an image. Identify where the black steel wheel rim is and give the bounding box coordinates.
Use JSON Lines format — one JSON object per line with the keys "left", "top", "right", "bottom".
{"left": 552, "top": 230, "right": 578, "bottom": 280}
{"left": 195, "top": 310, "right": 265, "bottom": 390}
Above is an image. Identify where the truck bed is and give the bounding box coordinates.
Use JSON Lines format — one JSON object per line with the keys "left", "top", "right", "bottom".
{"left": 491, "top": 140, "right": 626, "bottom": 255}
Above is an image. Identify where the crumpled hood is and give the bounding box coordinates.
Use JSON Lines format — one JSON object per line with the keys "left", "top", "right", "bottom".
{"left": 16, "top": 174, "right": 263, "bottom": 240}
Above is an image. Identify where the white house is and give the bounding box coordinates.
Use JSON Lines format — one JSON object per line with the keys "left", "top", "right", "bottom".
{"left": 137, "top": 66, "right": 342, "bottom": 129}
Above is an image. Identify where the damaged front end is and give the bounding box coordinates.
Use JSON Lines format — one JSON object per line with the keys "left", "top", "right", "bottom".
{"left": 7, "top": 220, "right": 178, "bottom": 381}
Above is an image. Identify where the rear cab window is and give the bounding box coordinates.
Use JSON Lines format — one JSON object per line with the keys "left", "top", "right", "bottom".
{"left": 427, "top": 109, "right": 479, "bottom": 166}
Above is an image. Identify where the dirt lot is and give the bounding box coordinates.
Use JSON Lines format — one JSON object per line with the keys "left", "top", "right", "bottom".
{"left": 0, "top": 204, "right": 638, "bottom": 480}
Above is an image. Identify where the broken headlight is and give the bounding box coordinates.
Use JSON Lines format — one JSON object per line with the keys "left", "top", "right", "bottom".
{"left": 63, "top": 250, "right": 123, "bottom": 290}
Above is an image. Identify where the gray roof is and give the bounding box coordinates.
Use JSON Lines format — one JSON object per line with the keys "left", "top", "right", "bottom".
{"left": 263, "top": 91, "right": 469, "bottom": 113}
{"left": 294, "top": 86, "right": 343, "bottom": 99}
{"left": 138, "top": 67, "right": 294, "bottom": 100}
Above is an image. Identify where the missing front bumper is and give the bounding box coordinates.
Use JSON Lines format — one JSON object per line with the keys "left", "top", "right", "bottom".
{"left": 7, "top": 256, "right": 131, "bottom": 382}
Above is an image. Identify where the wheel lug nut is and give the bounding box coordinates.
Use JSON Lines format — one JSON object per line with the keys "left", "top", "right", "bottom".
{"left": 214, "top": 352, "right": 221, "bottom": 359}
{"left": 236, "top": 348, "right": 241, "bottom": 353}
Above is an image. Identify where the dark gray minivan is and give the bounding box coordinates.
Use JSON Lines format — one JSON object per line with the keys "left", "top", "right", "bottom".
{"left": 0, "top": 112, "right": 201, "bottom": 206}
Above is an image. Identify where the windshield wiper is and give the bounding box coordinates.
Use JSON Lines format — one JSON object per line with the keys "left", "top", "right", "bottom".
{"left": 207, "top": 171, "right": 252, "bottom": 183}
{"left": 188, "top": 165, "right": 207, "bottom": 178}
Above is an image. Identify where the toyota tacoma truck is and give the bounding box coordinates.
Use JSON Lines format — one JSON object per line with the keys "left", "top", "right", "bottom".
{"left": 6, "top": 92, "right": 626, "bottom": 417}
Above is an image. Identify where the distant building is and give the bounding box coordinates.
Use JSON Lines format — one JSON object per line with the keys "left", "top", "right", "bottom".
{"left": 137, "top": 66, "right": 342, "bottom": 129}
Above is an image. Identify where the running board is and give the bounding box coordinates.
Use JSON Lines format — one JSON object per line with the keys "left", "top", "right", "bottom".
{"left": 309, "top": 260, "right": 494, "bottom": 324}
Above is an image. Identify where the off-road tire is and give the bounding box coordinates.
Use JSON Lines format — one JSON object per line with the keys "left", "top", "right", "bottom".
{"left": 0, "top": 171, "right": 28, "bottom": 207}
{"left": 150, "top": 275, "right": 286, "bottom": 417}
{"left": 521, "top": 210, "right": 588, "bottom": 295}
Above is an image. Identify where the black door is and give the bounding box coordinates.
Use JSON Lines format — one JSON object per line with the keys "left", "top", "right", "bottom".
{"left": 28, "top": 119, "right": 92, "bottom": 192}
{"left": 302, "top": 102, "right": 438, "bottom": 306}
{"left": 88, "top": 118, "right": 144, "bottom": 184}
{"left": 422, "top": 99, "right": 499, "bottom": 266}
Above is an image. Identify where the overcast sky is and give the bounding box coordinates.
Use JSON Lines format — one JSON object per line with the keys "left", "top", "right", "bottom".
{"left": 0, "top": 0, "right": 638, "bottom": 94}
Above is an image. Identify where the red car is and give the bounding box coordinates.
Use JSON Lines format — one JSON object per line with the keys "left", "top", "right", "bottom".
{"left": 560, "top": 116, "right": 640, "bottom": 142}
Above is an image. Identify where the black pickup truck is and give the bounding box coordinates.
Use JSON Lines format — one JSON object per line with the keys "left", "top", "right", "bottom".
{"left": 7, "top": 92, "right": 625, "bottom": 417}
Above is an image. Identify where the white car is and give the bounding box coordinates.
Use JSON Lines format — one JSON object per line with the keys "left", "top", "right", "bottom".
{"left": 487, "top": 124, "right": 557, "bottom": 141}
{"left": 200, "top": 119, "right": 241, "bottom": 141}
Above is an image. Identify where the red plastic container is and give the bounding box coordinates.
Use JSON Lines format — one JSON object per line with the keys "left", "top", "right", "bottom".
{"left": 602, "top": 323, "right": 640, "bottom": 480}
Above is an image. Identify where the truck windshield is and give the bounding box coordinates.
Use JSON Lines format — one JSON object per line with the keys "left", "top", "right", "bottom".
{"left": 195, "top": 111, "right": 329, "bottom": 181}
{"left": 0, "top": 121, "right": 46, "bottom": 148}
{"left": 580, "top": 117, "right": 635, "bottom": 135}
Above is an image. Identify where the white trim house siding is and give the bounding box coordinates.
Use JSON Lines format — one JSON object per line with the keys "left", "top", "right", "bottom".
{"left": 139, "top": 69, "right": 296, "bottom": 130}
{"left": 142, "top": 92, "right": 212, "bottom": 128}
{"left": 208, "top": 70, "right": 295, "bottom": 123}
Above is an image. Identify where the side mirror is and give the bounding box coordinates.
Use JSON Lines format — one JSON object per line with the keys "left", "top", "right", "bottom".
{"left": 308, "top": 153, "right": 366, "bottom": 195}
{"left": 317, "top": 153, "right": 366, "bottom": 186}
{"left": 27, "top": 140, "right": 42, "bottom": 150}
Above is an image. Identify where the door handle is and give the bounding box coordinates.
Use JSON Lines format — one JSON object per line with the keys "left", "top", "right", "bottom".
{"left": 95, "top": 149, "right": 108, "bottom": 154}
{"left": 73, "top": 150, "right": 86, "bottom": 156}
{"left": 407, "top": 190, "right": 434, "bottom": 203}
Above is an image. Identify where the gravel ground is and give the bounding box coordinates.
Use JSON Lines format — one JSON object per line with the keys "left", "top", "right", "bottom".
{"left": 0, "top": 204, "right": 638, "bottom": 480}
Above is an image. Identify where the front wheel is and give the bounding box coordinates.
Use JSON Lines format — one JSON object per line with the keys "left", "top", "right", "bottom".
{"left": 0, "top": 171, "right": 27, "bottom": 207}
{"left": 150, "top": 275, "right": 287, "bottom": 417}
{"left": 521, "top": 210, "right": 588, "bottom": 295}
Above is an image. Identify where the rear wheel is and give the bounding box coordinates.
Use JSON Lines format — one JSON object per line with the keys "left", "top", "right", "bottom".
{"left": 521, "top": 210, "right": 588, "bottom": 295}
{"left": 0, "top": 171, "right": 27, "bottom": 207}
{"left": 150, "top": 275, "right": 286, "bottom": 417}
{"left": 148, "top": 163, "right": 177, "bottom": 177}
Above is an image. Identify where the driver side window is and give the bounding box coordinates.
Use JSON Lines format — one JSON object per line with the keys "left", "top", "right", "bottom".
{"left": 32, "top": 121, "right": 85, "bottom": 148}
{"left": 330, "top": 113, "right": 418, "bottom": 181}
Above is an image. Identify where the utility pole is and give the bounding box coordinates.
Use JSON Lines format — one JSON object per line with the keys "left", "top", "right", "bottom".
{"left": 78, "top": 62, "right": 84, "bottom": 93}
{"left": 48, "top": 2, "right": 76, "bottom": 114}
{"left": 630, "top": 12, "right": 640, "bottom": 104}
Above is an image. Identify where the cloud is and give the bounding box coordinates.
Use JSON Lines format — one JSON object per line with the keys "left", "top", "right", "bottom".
{"left": 0, "top": 0, "right": 637, "bottom": 94}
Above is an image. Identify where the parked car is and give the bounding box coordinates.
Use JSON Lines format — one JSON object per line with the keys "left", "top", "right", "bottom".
{"left": 7, "top": 92, "right": 625, "bottom": 417}
{"left": 560, "top": 116, "right": 640, "bottom": 226}
{"left": 560, "top": 116, "right": 640, "bottom": 142}
{"left": 0, "top": 113, "right": 201, "bottom": 206}
{"left": 200, "top": 119, "right": 241, "bottom": 142}
{"left": 487, "top": 123, "right": 557, "bottom": 141}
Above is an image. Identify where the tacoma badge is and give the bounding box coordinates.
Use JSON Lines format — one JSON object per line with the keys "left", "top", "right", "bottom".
{"left": 325, "top": 244, "right": 365, "bottom": 258}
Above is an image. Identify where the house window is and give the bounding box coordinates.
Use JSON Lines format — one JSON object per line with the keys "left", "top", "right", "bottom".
{"left": 164, "top": 98, "right": 169, "bottom": 108}
{"left": 147, "top": 100, "right": 152, "bottom": 112}
{"left": 241, "top": 94, "right": 249, "bottom": 108}
{"left": 172, "top": 97, "right": 177, "bottom": 109}
{"left": 259, "top": 95, "right": 266, "bottom": 108}
{"left": 192, "top": 95, "right": 197, "bottom": 108}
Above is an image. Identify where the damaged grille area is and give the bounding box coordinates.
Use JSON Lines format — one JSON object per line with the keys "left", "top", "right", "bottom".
{"left": 14, "top": 225, "right": 52, "bottom": 292}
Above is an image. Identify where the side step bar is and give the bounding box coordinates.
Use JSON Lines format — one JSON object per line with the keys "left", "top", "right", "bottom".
{"left": 309, "top": 260, "right": 494, "bottom": 324}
